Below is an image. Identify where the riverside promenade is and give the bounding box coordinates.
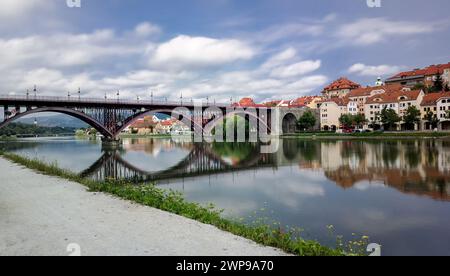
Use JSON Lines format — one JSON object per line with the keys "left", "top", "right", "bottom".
{"left": 0, "top": 158, "right": 286, "bottom": 256}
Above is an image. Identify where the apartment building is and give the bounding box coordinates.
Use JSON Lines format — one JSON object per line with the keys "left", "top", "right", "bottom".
{"left": 347, "top": 84, "right": 402, "bottom": 114}
{"left": 386, "top": 62, "right": 450, "bottom": 87}
{"left": 364, "top": 89, "right": 425, "bottom": 130}
{"left": 319, "top": 98, "right": 358, "bottom": 131}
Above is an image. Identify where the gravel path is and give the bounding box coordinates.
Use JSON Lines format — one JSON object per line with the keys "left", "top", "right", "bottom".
{"left": 0, "top": 157, "right": 287, "bottom": 256}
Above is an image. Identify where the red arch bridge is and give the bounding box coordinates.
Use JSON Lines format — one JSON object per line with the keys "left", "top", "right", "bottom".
{"left": 0, "top": 95, "right": 316, "bottom": 143}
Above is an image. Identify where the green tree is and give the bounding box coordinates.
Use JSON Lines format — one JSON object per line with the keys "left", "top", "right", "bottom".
{"left": 430, "top": 74, "right": 444, "bottom": 92}
{"left": 402, "top": 106, "right": 421, "bottom": 130}
{"left": 380, "top": 107, "right": 401, "bottom": 131}
{"left": 339, "top": 114, "right": 354, "bottom": 129}
{"left": 444, "top": 83, "right": 450, "bottom": 92}
{"left": 412, "top": 83, "right": 427, "bottom": 91}
{"left": 297, "top": 111, "right": 317, "bottom": 131}
{"left": 353, "top": 114, "right": 367, "bottom": 129}
{"left": 423, "top": 111, "right": 439, "bottom": 130}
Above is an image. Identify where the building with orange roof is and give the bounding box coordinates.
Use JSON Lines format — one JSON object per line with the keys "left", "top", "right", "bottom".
{"left": 420, "top": 92, "right": 450, "bottom": 130}
{"left": 364, "top": 89, "right": 425, "bottom": 130}
{"left": 233, "top": 98, "right": 266, "bottom": 108}
{"left": 319, "top": 97, "right": 358, "bottom": 131}
{"left": 289, "top": 96, "right": 323, "bottom": 109}
{"left": 322, "top": 77, "right": 361, "bottom": 99}
{"left": 347, "top": 84, "right": 403, "bottom": 114}
{"left": 386, "top": 62, "right": 450, "bottom": 87}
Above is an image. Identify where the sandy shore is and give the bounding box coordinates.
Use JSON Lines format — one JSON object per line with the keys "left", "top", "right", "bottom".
{"left": 0, "top": 157, "right": 286, "bottom": 256}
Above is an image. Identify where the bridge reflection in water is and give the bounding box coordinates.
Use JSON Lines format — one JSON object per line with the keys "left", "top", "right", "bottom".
{"left": 73, "top": 138, "right": 450, "bottom": 202}
{"left": 80, "top": 143, "right": 275, "bottom": 184}
{"left": 2, "top": 138, "right": 449, "bottom": 201}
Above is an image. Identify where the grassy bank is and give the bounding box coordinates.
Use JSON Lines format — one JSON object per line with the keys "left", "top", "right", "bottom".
{"left": 0, "top": 151, "right": 367, "bottom": 256}
{"left": 283, "top": 131, "right": 450, "bottom": 139}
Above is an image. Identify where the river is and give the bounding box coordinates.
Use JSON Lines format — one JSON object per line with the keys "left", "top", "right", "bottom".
{"left": 1, "top": 137, "right": 450, "bottom": 256}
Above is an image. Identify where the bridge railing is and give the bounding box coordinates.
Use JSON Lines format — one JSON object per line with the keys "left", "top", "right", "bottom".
{"left": 0, "top": 94, "right": 230, "bottom": 108}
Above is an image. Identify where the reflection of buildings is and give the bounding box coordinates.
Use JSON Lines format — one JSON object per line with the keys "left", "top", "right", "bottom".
{"left": 82, "top": 138, "right": 450, "bottom": 202}
{"left": 297, "top": 140, "right": 450, "bottom": 201}
{"left": 122, "top": 138, "right": 193, "bottom": 156}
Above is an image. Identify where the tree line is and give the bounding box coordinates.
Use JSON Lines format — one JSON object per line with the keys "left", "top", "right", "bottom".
{"left": 0, "top": 123, "right": 77, "bottom": 137}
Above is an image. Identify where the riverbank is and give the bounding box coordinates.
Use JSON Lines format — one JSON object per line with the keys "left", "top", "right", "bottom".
{"left": 283, "top": 131, "right": 450, "bottom": 139}
{"left": 0, "top": 152, "right": 354, "bottom": 256}
{"left": 118, "top": 134, "right": 173, "bottom": 139}
{"left": 0, "top": 156, "right": 288, "bottom": 256}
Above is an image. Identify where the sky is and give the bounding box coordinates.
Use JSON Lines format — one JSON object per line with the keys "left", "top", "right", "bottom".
{"left": 0, "top": 0, "right": 449, "bottom": 103}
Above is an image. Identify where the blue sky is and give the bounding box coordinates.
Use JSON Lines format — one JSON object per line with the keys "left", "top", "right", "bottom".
{"left": 0, "top": 0, "right": 449, "bottom": 102}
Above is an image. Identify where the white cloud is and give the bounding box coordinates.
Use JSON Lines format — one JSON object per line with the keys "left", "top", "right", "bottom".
{"left": 336, "top": 18, "right": 435, "bottom": 45}
{"left": 348, "top": 63, "right": 403, "bottom": 76}
{"left": 260, "top": 48, "right": 297, "bottom": 70}
{"left": 150, "top": 35, "right": 255, "bottom": 68}
{"left": 270, "top": 60, "right": 321, "bottom": 78}
{"left": 0, "top": 0, "right": 42, "bottom": 18}
{"left": 134, "top": 22, "right": 161, "bottom": 37}
{"left": 0, "top": 28, "right": 147, "bottom": 69}
{"left": 286, "top": 75, "right": 328, "bottom": 93}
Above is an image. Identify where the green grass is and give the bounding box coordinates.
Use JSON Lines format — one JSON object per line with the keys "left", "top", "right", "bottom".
{"left": 0, "top": 151, "right": 367, "bottom": 256}
{"left": 284, "top": 131, "right": 450, "bottom": 138}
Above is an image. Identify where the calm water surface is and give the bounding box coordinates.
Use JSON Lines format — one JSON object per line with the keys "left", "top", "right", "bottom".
{"left": 1, "top": 137, "right": 450, "bottom": 256}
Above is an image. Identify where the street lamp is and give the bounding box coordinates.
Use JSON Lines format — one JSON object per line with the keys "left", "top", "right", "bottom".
{"left": 68, "top": 91, "right": 71, "bottom": 99}
{"left": 206, "top": 96, "right": 209, "bottom": 106}
{"left": 104, "top": 92, "right": 108, "bottom": 101}
{"left": 150, "top": 90, "right": 154, "bottom": 104}
{"left": 33, "top": 85, "right": 37, "bottom": 98}
{"left": 180, "top": 92, "right": 183, "bottom": 105}
{"left": 26, "top": 89, "right": 29, "bottom": 98}
{"left": 117, "top": 90, "right": 120, "bottom": 102}
{"left": 78, "top": 88, "right": 81, "bottom": 100}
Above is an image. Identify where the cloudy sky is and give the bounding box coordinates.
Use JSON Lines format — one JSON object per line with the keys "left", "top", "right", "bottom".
{"left": 1, "top": 0, "right": 449, "bottom": 103}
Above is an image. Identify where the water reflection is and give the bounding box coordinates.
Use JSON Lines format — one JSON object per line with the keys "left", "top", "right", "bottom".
{"left": 2, "top": 137, "right": 450, "bottom": 255}
{"left": 63, "top": 139, "right": 450, "bottom": 201}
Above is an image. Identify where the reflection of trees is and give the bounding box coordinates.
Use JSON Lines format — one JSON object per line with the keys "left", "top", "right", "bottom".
{"left": 211, "top": 142, "right": 258, "bottom": 164}
{"left": 283, "top": 139, "right": 299, "bottom": 161}
{"left": 297, "top": 140, "right": 319, "bottom": 162}
{"left": 340, "top": 141, "right": 366, "bottom": 161}
{"left": 382, "top": 141, "right": 400, "bottom": 168}
{"left": 403, "top": 141, "right": 420, "bottom": 169}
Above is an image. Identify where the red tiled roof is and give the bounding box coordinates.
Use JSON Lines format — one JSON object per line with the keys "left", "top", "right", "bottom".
{"left": 289, "top": 96, "right": 322, "bottom": 107}
{"left": 347, "top": 84, "right": 403, "bottom": 98}
{"left": 130, "top": 116, "right": 157, "bottom": 128}
{"left": 366, "top": 89, "right": 422, "bottom": 105}
{"left": 323, "top": 77, "right": 361, "bottom": 92}
{"left": 320, "top": 97, "right": 350, "bottom": 107}
{"left": 387, "top": 62, "right": 450, "bottom": 80}
{"left": 233, "top": 98, "right": 266, "bottom": 108}
{"left": 421, "top": 92, "right": 450, "bottom": 106}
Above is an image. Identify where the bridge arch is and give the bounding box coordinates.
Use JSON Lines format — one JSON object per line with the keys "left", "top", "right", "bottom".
{"left": 282, "top": 113, "right": 297, "bottom": 134}
{"left": 0, "top": 107, "right": 114, "bottom": 138}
